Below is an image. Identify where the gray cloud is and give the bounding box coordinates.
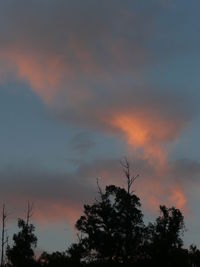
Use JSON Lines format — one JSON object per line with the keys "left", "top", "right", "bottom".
{"left": 70, "top": 132, "right": 95, "bottom": 154}
{"left": 0, "top": 0, "right": 198, "bottom": 136}
{"left": 0, "top": 158, "right": 151, "bottom": 222}
{"left": 1, "top": 156, "right": 199, "bottom": 222}
{"left": 0, "top": 0, "right": 200, "bottom": 217}
{"left": 171, "top": 159, "right": 200, "bottom": 184}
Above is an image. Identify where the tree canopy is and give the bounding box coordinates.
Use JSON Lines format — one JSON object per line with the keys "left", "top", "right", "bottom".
{"left": 6, "top": 219, "right": 37, "bottom": 267}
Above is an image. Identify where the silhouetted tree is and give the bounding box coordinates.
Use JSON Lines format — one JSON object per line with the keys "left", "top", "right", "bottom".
{"left": 147, "top": 205, "right": 187, "bottom": 266}
{"left": 1, "top": 204, "right": 8, "bottom": 267}
{"left": 6, "top": 218, "right": 37, "bottom": 267}
{"left": 39, "top": 251, "right": 69, "bottom": 267}
{"left": 74, "top": 182, "right": 144, "bottom": 265}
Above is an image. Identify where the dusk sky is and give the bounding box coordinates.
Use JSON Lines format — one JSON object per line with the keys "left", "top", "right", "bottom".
{"left": 1, "top": 0, "right": 200, "bottom": 253}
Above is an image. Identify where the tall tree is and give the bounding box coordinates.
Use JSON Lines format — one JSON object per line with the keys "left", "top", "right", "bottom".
{"left": 74, "top": 162, "right": 144, "bottom": 265}
{"left": 148, "top": 205, "right": 186, "bottom": 266}
{"left": 6, "top": 203, "right": 37, "bottom": 267}
{"left": 151, "top": 205, "right": 185, "bottom": 249}
{"left": 1, "top": 204, "right": 8, "bottom": 267}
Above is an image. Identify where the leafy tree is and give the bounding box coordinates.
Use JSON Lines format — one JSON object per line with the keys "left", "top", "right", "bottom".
{"left": 147, "top": 205, "right": 186, "bottom": 266}
{"left": 74, "top": 183, "right": 144, "bottom": 265}
{"left": 6, "top": 219, "right": 37, "bottom": 267}
{"left": 154, "top": 205, "right": 185, "bottom": 247}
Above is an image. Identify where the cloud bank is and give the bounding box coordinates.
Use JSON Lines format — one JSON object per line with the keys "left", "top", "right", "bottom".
{"left": 0, "top": 0, "right": 199, "bottom": 225}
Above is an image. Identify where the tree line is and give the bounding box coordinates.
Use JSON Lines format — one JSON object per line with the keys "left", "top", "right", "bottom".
{"left": 1, "top": 160, "right": 200, "bottom": 267}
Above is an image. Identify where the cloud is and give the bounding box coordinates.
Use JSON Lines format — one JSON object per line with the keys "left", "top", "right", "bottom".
{"left": 0, "top": 1, "right": 197, "bottom": 165}
{"left": 0, "top": 159, "right": 133, "bottom": 224}
{"left": 111, "top": 110, "right": 186, "bottom": 165}
{"left": 171, "top": 159, "right": 200, "bottom": 182}
{"left": 70, "top": 132, "right": 95, "bottom": 154}
{"left": 0, "top": 0, "right": 199, "bottom": 220}
{"left": 0, "top": 165, "right": 96, "bottom": 225}
{"left": 1, "top": 157, "right": 200, "bottom": 227}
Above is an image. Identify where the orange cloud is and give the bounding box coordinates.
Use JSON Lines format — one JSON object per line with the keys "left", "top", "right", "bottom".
{"left": 111, "top": 114, "right": 166, "bottom": 166}
{"left": 111, "top": 112, "right": 186, "bottom": 168}
{"left": 0, "top": 17, "right": 192, "bottom": 220}
{"left": 0, "top": 41, "right": 107, "bottom": 107}
{"left": 0, "top": 44, "right": 190, "bottom": 215}
{"left": 169, "top": 186, "right": 187, "bottom": 211}
{"left": 33, "top": 201, "right": 82, "bottom": 226}
{"left": 134, "top": 177, "right": 188, "bottom": 214}
{"left": 0, "top": 46, "right": 66, "bottom": 102}
{"left": 0, "top": 190, "right": 83, "bottom": 226}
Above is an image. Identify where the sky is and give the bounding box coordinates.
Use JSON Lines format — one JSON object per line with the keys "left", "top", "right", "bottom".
{"left": 0, "top": 0, "right": 200, "bottom": 253}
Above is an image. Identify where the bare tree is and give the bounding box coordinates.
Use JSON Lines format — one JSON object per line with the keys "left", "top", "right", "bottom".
{"left": 26, "top": 202, "right": 34, "bottom": 226}
{"left": 96, "top": 178, "right": 103, "bottom": 197}
{"left": 1, "top": 204, "right": 8, "bottom": 267}
{"left": 120, "top": 158, "right": 139, "bottom": 194}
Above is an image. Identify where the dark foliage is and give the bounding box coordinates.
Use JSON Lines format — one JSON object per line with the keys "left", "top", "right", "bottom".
{"left": 75, "top": 185, "right": 145, "bottom": 264}
{"left": 146, "top": 205, "right": 188, "bottom": 266}
{"left": 39, "top": 251, "right": 69, "bottom": 267}
{"left": 6, "top": 219, "right": 37, "bottom": 267}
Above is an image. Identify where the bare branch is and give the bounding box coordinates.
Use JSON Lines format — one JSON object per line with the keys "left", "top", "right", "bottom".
{"left": 96, "top": 178, "right": 103, "bottom": 197}
{"left": 26, "top": 202, "right": 34, "bottom": 225}
{"left": 120, "top": 158, "right": 139, "bottom": 194}
{"left": 1, "top": 203, "right": 8, "bottom": 267}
